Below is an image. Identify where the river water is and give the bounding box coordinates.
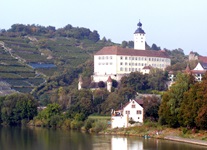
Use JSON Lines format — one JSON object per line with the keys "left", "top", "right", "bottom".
{"left": 0, "top": 126, "right": 206, "bottom": 150}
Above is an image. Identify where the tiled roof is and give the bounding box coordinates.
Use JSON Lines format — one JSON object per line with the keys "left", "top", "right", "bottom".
{"left": 198, "top": 56, "right": 207, "bottom": 63}
{"left": 95, "top": 46, "right": 170, "bottom": 58}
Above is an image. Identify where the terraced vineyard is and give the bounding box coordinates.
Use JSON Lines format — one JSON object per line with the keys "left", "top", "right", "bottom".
{"left": 0, "top": 45, "right": 45, "bottom": 93}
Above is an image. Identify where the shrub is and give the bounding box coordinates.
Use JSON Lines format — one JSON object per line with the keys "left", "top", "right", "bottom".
{"left": 70, "top": 120, "right": 84, "bottom": 130}
{"left": 84, "top": 118, "right": 95, "bottom": 131}
{"left": 93, "top": 120, "right": 108, "bottom": 133}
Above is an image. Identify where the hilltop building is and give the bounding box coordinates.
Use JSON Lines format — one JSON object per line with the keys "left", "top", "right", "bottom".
{"left": 92, "top": 21, "right": 171, "bottom": 83}
{"left": 188, "top": 51, "right": 207, "bottom": 81}
{"left": 168, "top": 52, "right": 207, "bottom": 85}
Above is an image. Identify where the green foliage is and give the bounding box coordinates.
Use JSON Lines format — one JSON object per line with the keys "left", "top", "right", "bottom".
{"left": 143, "top": 96, "right": 161, "bottom": 121}
{"left": 84, "top": 118, "right": 95, "bottom": 131}
{"left": 0, "top": 93, "right": 37, "bottom": 125}
{"left": 159, "top": 73, "right": 194, "bottom": 127}
{"left": 92, "top": 120, "right": 108, "bottom": 133}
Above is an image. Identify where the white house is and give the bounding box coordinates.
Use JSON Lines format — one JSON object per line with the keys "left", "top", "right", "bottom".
{"left": 111, "top": 99, "right": 143, "bottom": 128}
{"left": 92, "top": 21, "right": 171, "bottom": 83}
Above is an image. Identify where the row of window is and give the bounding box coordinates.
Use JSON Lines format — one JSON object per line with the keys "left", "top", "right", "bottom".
{"left": 98, "top": 62, "right": 113, "bottom": 65}
{"left": 120, "top": 56, "right": 169, "bottom": 62}
{"left": 120, "top": 62, "right": 165, "bottom": 67}
{"left": 98, "top": 56, "right": 170, "bottom": 63}
{"left": 125, "top": 110, "right": 142, "bottom": 115}
{"left": 98, "top": 56, "right": 113, "bottom": 60}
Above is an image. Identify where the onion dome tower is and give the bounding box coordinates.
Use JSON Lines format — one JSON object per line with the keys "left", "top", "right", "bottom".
{"left": 134, "top": 20, "right": 146, "bottom": 50}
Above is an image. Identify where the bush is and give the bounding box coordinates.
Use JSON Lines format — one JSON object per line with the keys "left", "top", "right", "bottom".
{"left": 84, "top": 118, "right": 95, "bottom": 131}
{"left": 93, "top": 120, "right": 108, "bottom": 133}
{"left": 70, "top": 120, "right": 84, "bottom": 130}
{"left": 62, "top": 119, "right": 71, "bottom": 129}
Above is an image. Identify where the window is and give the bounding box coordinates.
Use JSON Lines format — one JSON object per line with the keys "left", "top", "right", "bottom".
{"left": 120, "top": 56, "right": 123, "bottom": 60}
{"left": 137, "top": 110, "right": 142, "bottom": 114}
{"left": 99, "top": 56, "right": 101, "bottom": 60}
{"left": 125, "top": 62, "right": 128, "bottom": 65}
{"left": 125, "top": 57, "right": 127, "bottom": 60}
{"left": 126, "top": 111, "right": 130, "bottom": 114}
{"left": 120, "top": 67, "right": 123, "bottom": 71}
{"left": 120, "top": 62, "right": 123, "bottom": 65}
{"left": 110, "top": 56, "right": 112, "bottom": 59}
{"left": 106, "top": 56, "right": 108, "bottom": 59}
{"left": 132, "top": 105, "right": 135, "bottom": 108}
{"left": 106, "top": 63, "right": 108, "bottom": 65}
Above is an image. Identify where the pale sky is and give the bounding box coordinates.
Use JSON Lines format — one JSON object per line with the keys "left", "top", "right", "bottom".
{"left": 1, "top": 0, "right": 207, "bottom": 55}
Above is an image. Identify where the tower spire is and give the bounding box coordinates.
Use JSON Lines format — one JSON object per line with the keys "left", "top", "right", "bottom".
{"left": 134, "top": 20, "right": 146, "bottom": 50}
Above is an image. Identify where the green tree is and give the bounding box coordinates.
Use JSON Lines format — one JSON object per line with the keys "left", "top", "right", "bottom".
{"left": 158, "top": 73, "right": 194, "bottom": 127}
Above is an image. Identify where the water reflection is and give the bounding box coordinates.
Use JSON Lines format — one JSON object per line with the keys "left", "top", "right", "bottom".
{"left": 0, "top": 126, "right": 206, "bottom": 150}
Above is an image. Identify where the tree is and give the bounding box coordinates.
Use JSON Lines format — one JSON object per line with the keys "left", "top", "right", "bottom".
{"left": 158, "top": 73, "right": 194, "bottom": 127}
{"left": 143, "top": 96, "right": 161, "bottom": 121}
{"left": 0, "top": 93, "right": 37, "bottom": 125}
{"left": 148, "top": 68, "right": 168, "bottom": 91}
{"left": 98, "top": 81, "right": 105, "bottom": 88}
{"left": 121, "top": 41, "right": 127, "bottom": 48}
{"left": 151, "top": 43, "right": 161, "bottom": 50}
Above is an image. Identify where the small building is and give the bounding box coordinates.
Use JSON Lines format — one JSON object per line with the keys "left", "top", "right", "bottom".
{"left": 111, "top": 99, "right": 143, "bottom": 128}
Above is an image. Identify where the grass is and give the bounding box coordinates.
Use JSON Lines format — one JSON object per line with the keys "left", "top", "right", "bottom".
{"left": 88, "top": 115, "right": 111, "bottom": 120}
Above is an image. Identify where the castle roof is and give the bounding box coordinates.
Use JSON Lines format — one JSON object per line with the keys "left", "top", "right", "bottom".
{"left": 107, "top": 76, "right": 112, "bottom": 82}
{"left": 95, "top": 46, "right": 170, "bottom": 58}
{"left": 134, "top": 21, "right": 145, "bottom": 34}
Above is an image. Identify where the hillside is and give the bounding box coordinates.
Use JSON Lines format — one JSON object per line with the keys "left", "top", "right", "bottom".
{"left": 0, "top": 24, "right": 115, "bottom": 94}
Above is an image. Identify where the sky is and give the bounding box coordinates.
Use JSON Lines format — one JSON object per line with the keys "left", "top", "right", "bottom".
{"left": 1, "top": 0, "right": 207, "bottom": 55}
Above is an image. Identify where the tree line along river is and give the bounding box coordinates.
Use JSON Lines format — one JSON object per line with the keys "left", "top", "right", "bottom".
{"left": 0, "top": 126, "right": 206, "bottom": 150}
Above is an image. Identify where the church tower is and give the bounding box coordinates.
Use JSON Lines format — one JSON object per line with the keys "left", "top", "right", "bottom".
{"left": 134, "top": 21, "right": 146, "bottom": 50}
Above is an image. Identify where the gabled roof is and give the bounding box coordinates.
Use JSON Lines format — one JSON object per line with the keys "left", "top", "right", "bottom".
{"left": 95, "top": 46, "right": 170, "bottom": 58}
{"left": 122, "top": 99, "right": 143, "bottom": 109}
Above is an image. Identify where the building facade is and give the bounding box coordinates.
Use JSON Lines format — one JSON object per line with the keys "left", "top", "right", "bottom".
{"left": 111, "top": 99, "right": 143, "bottom": 128}
{"left": 92, "top": 21, "right": 171, "bottom": 82}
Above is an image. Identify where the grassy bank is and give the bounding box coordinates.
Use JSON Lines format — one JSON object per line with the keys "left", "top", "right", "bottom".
{"left": 100, "top": 121, "right": 207, "bottom": 146}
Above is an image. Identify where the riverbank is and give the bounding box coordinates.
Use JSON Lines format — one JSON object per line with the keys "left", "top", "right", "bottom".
{"left": 99, "top": 123, "right": 207, "bottom": 147}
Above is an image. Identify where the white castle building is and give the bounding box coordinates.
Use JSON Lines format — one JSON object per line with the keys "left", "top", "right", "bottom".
{"left": 92, "top": 21, "right": 171, "bottom": 83}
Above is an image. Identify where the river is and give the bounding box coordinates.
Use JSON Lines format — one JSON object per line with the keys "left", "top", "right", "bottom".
{"left": 0, "top": 126, "right": 206, "bottom": 150}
